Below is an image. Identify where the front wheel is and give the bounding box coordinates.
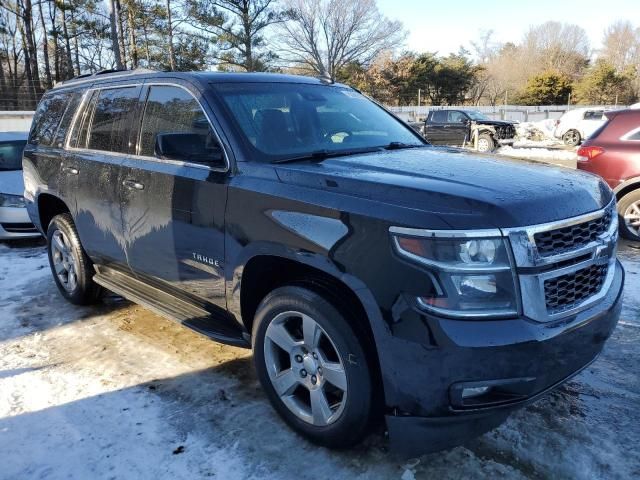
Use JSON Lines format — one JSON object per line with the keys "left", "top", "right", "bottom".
{"left": 46, "top": 213, "right": 102, "bottom": 304}
{"left": 618, "top": 190, "right": 640, "bottom": 241}
{"left": 252, "top": 286, "right": 372, "bottom": 448}
{"left": 476, "top": 133, "right": 495, "bottom": 153}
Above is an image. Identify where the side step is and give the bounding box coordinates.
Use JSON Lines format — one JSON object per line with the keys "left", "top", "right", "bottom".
{"left": 93, "top": 267, "right": 249, "bottom": 348}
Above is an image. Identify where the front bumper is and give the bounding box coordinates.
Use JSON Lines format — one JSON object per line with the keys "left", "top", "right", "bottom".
{"left": 382, "top": 259, "right": 624, "bottom": 456}
{"left": 0, "top": 205, "right": 41, "bottom": 240}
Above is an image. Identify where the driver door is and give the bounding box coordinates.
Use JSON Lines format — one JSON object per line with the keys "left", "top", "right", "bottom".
{"left": 445, "top": 111, "right": 470, "bottom": 146}
{"left": 119, "top": 81, "right": 229, "bottom": 309}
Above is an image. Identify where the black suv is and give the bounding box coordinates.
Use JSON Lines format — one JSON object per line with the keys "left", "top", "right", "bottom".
{"left": 23, "top": 70, "right": 623, "bottom": 456}
{"left": 422, "top": 109, "right": 516, "bottom": 152}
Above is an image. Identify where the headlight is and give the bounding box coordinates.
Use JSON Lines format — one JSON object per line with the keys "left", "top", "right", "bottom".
{"left": 0, "top": 193, "right": 26, "bottom": 208}
{"left": 391, "top": 228, "right": 519, "bottom": 318}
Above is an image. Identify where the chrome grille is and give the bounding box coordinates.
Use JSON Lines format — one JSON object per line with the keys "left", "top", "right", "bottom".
{"left": 503, "top": 198, "right": 618, "bottom": 323}
{"left": 534, "top": 208, "right": 612, "bottom": 257}
{"left": 544, "top": 264, "right": 608, "bottom": 315}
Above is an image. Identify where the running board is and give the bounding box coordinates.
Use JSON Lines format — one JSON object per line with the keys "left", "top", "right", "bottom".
{"left": 93, "top": 267, "right": 249, "bottom": 348}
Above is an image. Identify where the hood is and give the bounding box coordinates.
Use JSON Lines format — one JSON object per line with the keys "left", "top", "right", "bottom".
{"left": 0, "top": 170, "right": 25, "bottom": 196}
{"left": 473, "top": 119, "right": 515, "bottom": 127}
{"left": 274, "top": 147, "right": 612, "bottom": 229}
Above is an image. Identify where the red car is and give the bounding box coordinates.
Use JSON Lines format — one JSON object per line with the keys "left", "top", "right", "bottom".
{"left": 577, "top": 109, "right": 640, "bottom": 240}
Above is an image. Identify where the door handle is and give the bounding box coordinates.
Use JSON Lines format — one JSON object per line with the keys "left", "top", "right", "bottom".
{"left": 62, "top": 166, "right": 79, "bottom": 175}
{"left": 122, "top": 179, "right": 145, "bottom": 190}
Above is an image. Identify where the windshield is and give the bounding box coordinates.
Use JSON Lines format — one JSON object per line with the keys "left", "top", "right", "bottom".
{"left": 0, "top": 140, "right": 27, "bottom": 171}
{"left": 466, "top": 111, "right": 490, "bottom": 121}
{"left": 212, "top": 82, "right": 425, "bottom": 162}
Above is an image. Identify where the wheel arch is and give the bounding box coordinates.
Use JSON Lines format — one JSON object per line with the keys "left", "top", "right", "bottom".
{"left": 613, "top": 176, "right": 640, "bottom": 201}
{"left": 37, "top": 193, "right": 71, "bottom": 233}
{"left": 232, "top": 250, "right": 386, "bottom": 409}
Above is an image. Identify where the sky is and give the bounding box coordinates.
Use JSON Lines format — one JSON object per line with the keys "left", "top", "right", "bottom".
{"left": 375, "top": 0, "right": 638, "bottom": 57}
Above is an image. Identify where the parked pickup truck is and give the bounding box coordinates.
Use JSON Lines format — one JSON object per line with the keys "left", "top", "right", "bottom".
{"left": 24, "top": 70, "right": 623, "bottom": 457}
{"left": 422, "top": 109, "right": 516, "bottom": 152}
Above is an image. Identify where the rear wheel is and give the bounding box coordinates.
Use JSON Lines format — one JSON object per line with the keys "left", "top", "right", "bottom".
{"left": 46, "top": 213, "right": 102, "bottom": 304}
{"left": 618, "top": 190, "right": 640, "bottom": 241}
{"left": 563, "top": 129, "right": 581, "bottom": 146}
{"left": 252, "top": 286, "right": 372, "bottom": 448}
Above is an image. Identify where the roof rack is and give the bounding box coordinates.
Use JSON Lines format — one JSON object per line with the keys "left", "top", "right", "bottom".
{"left": 53, "top": 67, "right": 157, "bottom": 89}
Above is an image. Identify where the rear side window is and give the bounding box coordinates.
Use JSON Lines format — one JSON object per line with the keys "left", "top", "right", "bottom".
{"left": 623, "top": 128, "right": 640, "bottom": 141}
{"left": 584, "top": 111, "right": 604, "bottom": 120}
{"left": 52, "top": 92, "right": 82, "bottom": 147}
{"left": 138, "top": 85, "right": 224, "bottom": 167}
{"left": 431, "top": 111, "right": 447, "bottom": 123}
{"left": 29, "top": 91, "right": 74, "bottom": 146}
{"left": 87, "top": 87, "right": 140, "bottom": 153}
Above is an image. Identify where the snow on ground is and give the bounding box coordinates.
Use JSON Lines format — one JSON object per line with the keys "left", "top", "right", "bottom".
{"left": 496, "top": 145, "right": 578, "bottom": 165}
{"left": 1, "top": 239, "right": 639, "bottom": 480}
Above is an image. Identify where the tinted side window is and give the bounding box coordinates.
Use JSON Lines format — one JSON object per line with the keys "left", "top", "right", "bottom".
{"left": 139, "top": 85, "right": 224, "bottom": 167}
{"left": 53, "top": 92, "right": 82, "bottom": 147}
{"left": 28, "top": 91, "right": 73, "bottom": 146}
{"left": 87, "top": 87, "right": 139, "bottom": 153}
{"left": 584, "top": 111, "right": 603, "bottom": 120}
{"left": 431, "top": 111, "right": 447, "bottom": 123}
{"left": 69, "top": 90, "right": 98, "bottom": 149}
{"left": 625, "top": 129, "right": 640, "bottom": 141}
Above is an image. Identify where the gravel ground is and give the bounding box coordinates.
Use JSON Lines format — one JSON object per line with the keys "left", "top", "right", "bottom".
{"left": 0, "top": 239, "right": 638, "bottom": 480}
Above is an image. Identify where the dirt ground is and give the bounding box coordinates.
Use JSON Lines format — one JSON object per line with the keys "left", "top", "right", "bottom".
{"left": 0, "top": 239, "right": 638, "bottom": 480}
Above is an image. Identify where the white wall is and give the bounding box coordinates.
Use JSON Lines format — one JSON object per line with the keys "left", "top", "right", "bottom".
{"left": 0, "top": 111, "right": 35, "bottom": 133}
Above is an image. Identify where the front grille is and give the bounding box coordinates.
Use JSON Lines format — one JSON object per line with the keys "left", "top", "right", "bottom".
{"left": 1, "top": 222, "right": 38, "bottom": 233}
{"left": 534, "top": 209, "right": 612, "bottom": 257}
{"left": 495, "top": 125, "right": 515, "bottom": 139}
{"left": 544, "top": 264, "right": 608, "bottom": 314}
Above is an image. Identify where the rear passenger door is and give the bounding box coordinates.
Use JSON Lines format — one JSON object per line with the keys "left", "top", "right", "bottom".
{"left": 63, "top": 84, "right": 141, "bottom": 269}
{"left": 119, "top": 82, "right": 229, "bottom": 309}
{"left": 424, "top": 111, "right": 448, "bottom": 144}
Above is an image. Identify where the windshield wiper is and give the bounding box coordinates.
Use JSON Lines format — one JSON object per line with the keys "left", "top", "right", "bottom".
{"left": 271, "top": 146, "right": 384, "bottom": 164}
{"left": 383, "top": 142, "right": 427, "bottom": 150}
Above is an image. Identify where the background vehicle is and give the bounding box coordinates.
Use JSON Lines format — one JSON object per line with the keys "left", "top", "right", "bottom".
{"left": 23, "top": 70, "right": 623, "bottom": 456}
{"left": 554, "top": 108, "right": 608, "bottom": 146}
{"left": 577, "top": 109, "right": 640, "bottom": 240}
{"left": 421, "top": 109, "right": 516, "bottom": 153}
{"left": 0, "top": 132, "right": 40, "bottom": 240}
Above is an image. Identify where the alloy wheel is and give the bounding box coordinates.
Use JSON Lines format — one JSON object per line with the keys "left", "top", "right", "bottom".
{"left": 263, "top": 311, "right": 348, "bottom": 426}
{"left": 51, "top": 230, "right": 78, "bottom": 292}
{"left": 623, "top": 200, "right": 640, "bottom": 238}
{"left": 477, "top": 138, "right": 490, "bottom": 152}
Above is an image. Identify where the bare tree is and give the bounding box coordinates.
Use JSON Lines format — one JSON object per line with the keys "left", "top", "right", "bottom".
{"left": 601, "top": 20, "right": 640, "bottom": 73}
{"left": 521, "top": 21, "right": 590, "bottom": 78}
{"left": 277, "top": 0, "right": 405, "bottom": 80}
{"left": 188, "top": 0, "right": 281, "bottom": 71}
{"left": 107, "top": 0, "right": 123, "bottom": 69}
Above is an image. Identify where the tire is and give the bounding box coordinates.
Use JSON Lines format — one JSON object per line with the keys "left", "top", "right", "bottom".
{"left": 476, "top": 133, "right": 495, "bottom": 153}
{"left": 252, "top": 286, "right": 372, "bottom": 449}
{"left": 562, "top": 129, "right": 581, "bottom": 146}
{"left": 46, "top": 213, "right": 102, "bottom": 305}
{"left": 618, "top": 190, "right": 640, "bottom": 241}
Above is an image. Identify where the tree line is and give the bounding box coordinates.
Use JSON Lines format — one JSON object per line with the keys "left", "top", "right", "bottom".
{"left": 1, "top": 0, "right": 638, "bottom": 110}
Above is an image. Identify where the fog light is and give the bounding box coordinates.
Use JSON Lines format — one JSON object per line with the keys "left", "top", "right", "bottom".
{"left": 461, "top": 386, "right": 491, "bottom": 399}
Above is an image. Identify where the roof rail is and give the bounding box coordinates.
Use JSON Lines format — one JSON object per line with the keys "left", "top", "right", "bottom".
{"left": 53, "top": 67, "right": 157, "bottom": 89}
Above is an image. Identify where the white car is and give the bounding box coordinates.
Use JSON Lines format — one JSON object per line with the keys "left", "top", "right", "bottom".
{"left": 554, "top": 108, "right": 609, "bottom": 146}
{"left": 0, "top": 132, "right": 40, "bottom": 240}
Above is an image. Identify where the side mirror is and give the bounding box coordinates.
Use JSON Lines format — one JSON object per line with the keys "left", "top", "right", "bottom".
{"left": 154, "top": 133, "right": 224, "bottom": 166}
